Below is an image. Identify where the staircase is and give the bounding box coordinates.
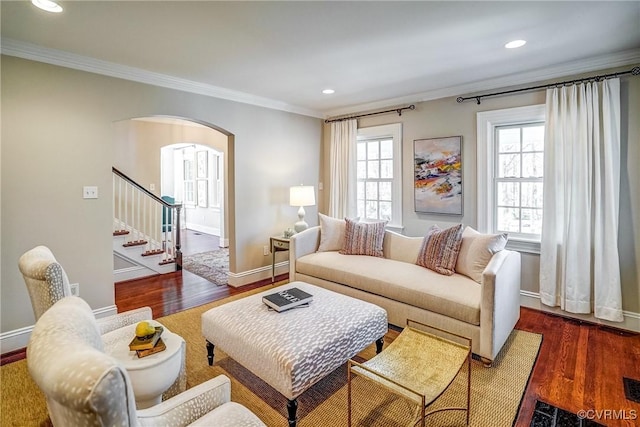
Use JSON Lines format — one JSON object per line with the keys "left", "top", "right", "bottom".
{"left": 112, "top": 167, "right": 182, "bottom": 277}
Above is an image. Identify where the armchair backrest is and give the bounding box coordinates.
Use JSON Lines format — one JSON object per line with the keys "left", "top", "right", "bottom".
{"left": 27, "top": 296, "right": 138, "bottom": 426}
{"left": 18, "top": 246, "right": 71, "bottom": 320}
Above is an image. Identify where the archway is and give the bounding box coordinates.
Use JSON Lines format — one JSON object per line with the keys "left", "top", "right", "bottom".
{"left": 113, "top": 116, "right": 236, "bottom": 282}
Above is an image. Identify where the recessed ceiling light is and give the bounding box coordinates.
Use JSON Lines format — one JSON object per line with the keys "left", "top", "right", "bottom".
{"left": 505, "top": 40, "right": 526, "bottom": 49}
{"left": 322, "top": 89, "right": 335, "bottom": 95}
{"left": 31, "top": 0, "right": 63, "bottom": 13}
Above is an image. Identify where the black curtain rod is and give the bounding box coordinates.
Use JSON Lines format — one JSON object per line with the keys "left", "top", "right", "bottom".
{"left": 325, "top": 104, "right": 415, "bottom": 123}
{"left": 457, "top": 66, "right": 640, "bottom": 105}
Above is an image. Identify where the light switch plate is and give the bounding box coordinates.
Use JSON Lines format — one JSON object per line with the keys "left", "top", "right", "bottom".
{"left": 83, "top": 186, "right": 98, "bottom": 199}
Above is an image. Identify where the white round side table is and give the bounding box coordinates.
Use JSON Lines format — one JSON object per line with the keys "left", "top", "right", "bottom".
{"left": 102, "top": 319, "right": 185, "bottom": 409}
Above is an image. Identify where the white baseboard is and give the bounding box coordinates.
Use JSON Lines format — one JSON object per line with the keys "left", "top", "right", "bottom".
{"left": 520, "top": 291, "right": 640, "bottom": 333}
{"left": 227, "top": 261, "right": 289, "bottom": 287}
{"left": 0, "top": 305, "right": 118, "bottom": 354}
{"left": 185, "top": 223, "right": 220, "bottom": 237}
{"left": 114, "top": 265, "right": 156, "bottom": 282}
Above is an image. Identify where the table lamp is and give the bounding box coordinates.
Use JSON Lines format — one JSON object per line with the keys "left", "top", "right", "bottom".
{"left": 290, "top": 185, "right": 315, "bottom": 233}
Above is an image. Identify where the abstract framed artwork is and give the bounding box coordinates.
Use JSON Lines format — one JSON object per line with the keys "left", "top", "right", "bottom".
{"left": 414, "top": 136, "right": 463, "bottom": 215}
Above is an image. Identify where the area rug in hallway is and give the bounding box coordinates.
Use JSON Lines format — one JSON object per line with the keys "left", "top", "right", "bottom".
{"left": 1, "top": 287, "right": 542, "bottom": 426}
{"left": 181, "top": 248, "right": 229, "bottom": 286}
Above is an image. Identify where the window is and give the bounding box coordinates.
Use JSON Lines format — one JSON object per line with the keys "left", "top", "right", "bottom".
{"left": 477, "top": 105, "right": 545, "bottom": 253}
{"left": 356, "top": 123, "right": 402, "bottom": 229}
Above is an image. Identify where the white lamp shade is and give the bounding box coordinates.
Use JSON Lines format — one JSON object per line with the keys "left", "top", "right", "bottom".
{"left": 289, "top": 186, "right": 315, "bottom": 207}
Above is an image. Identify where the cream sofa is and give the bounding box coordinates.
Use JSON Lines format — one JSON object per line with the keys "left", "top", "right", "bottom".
{"left": 289, "top": 225, "right": 522, "bottom": 365}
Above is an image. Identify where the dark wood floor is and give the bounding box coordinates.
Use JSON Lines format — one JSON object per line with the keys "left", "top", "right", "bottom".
{"left": 113, "top": 273, "right": 640, "bottom": 427}
{"left": 4, "top": 230, "right": 639, "bottom": 426}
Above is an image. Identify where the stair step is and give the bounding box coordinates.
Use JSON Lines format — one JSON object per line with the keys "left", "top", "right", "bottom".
{"left": 113, "top": 230, "right": 130, "bottom": 236}
{"left": 123, "top": 240, "right": 148, "bottom": 247}
{"left": 159, "top": 258, "right": 175, "bottom": 265}
{"left": 142, "top": 249, "right": 164, "bottom": 257}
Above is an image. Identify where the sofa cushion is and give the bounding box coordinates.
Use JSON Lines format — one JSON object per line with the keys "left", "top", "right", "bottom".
{"left": 317, "top": 213, "right": 347, "bottom": 252}
{"left": 416, "top": 224, "right": 463, "bottom": 275}
{"left": 296, "top": 252, "right": 481, "bottom": 325}
{"left": 340, "top": 218, "right": 387, "bottom": 257}
{"left": 456, "top": 226, "right": 508, "bottom": 283}
{"left": 382, "top": 231, "right": 423, "bottom": 264}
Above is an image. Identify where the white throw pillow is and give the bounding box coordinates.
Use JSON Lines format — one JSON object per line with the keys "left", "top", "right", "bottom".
{"left": 455, "top": 226, "right": 508, "bottom": 283}
{"left": 317, "top": 213, "right": 348, "bottom": 252}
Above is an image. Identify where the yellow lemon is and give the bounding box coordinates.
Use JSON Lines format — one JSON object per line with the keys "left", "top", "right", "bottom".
{"left": 135, "top": 321, "right": 152, "bottom": 337}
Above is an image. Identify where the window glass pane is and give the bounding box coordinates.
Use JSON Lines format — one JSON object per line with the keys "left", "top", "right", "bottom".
{"left": 357, "top": 161, "right": 367, "bottom": 179}
{"left": 498, "top": 153, "right": 520, "bottom": 178}
{"left": 380, "top": 160, "right": 393, "bottom": 179}
{"left": 521, "top": 182, "right": 543, "bottom": 208}
{"left": 522, "top": 153, "right": 544, "bottom": 178}
{"left": 380, "top": 139, "right": 393, "bottom": 159}
{"left": 522, "top": 125, "right": 544, "bottom": 151}
{"left": 357, "top": 200, "right": 365, "bottom": 219}
{"left": 498, "top": 128, "right": 520, "bottom": 152}
{"left": 379, "top": 181, "right": 392, "bottom": 201}
{"left": 366, "top": 200, "right": 378, "bottom": 219}
{"left": 357, "top": 142, "right": 366, "bottom": 160}
{"left": 497, "top": 182, "right": 519, "bottom": 207}
{"left": 367, "top": 141, "right": 379, "bottom": 160}
{"left": 379, "top": 201, "right": 392, "bottom": 220}
{"left": 521, "top": 208, "right": 543, "bottom": 235}
{"left": 497, "top": 207, "right": 520, "bottom": 232}
{"left": 367, "top": 160, "right": 380, "bottom": 178}
{"left": 366, "top": 182, "right": 378, "bottom": 200}
{"left": 357, "top": 181, "right": 365, "bottom": 200}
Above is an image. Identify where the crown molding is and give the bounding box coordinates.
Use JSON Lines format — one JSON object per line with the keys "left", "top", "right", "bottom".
{"left": 0, "top": 38, "right": 325, "bottom": 119}
{"left": 325, "top": 48, "right": 640, "bottom": 118}
{"left": 3, "top": 38, "right": 638, "bottom": 121}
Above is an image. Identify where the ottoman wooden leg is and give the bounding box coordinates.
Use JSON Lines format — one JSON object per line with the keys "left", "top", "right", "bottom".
{"left": 206, "top": 340, "right": 215, "bottom": 366}
{"left": 287, "top": 399, "right": 298, "bottom": 427}
{"left": 376, "top": 337, "right": 384, "bottom": 354}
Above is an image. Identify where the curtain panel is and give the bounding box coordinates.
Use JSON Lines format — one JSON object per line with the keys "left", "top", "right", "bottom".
{"left": 539, "top": 78, "right": 623, "bottom": 322}
{"left": 328, "top": 119, "right": 357, "bottom": 218}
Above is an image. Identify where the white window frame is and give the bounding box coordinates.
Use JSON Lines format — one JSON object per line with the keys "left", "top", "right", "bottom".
{"left": 356, "top": 123, "right": 403, "bottom": 230}
{"left": 476, "top": 105, "right": 545, "bottom": 254}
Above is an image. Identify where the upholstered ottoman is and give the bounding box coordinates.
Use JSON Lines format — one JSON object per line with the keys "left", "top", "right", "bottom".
{"left": 201, "top": 281, "right": 388, "bottom": 427}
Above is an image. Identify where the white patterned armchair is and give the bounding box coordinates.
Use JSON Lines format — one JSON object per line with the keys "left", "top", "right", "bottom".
{"left": 27, "top": 296, "right": 266, "bottom": 427}
{"left": 18, "top": 245, "right": 186, "bottom": 399}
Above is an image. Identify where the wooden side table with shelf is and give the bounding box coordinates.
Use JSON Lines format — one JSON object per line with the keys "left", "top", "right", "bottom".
{"left": 270, "top": 236, "right": 290, "bottom": 282}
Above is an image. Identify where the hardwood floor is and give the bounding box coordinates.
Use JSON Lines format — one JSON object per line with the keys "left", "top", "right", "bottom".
{"left": 114, "top": 277, "right": 640, "bottom": 427}
{"left": 114, "top": 268, "right": 640, "bottom": 427}
{"left": 3, "top": 230, "right": 639, "bottom": 426}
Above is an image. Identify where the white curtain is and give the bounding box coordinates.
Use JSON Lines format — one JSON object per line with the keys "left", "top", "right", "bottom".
{"left": 329, "top": 119, "right": 357, "bottom": 218}
{"left": 539, "top": 78, "right": 623, "bottom": 322}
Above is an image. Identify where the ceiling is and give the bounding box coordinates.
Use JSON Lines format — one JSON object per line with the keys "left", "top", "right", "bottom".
{"left": 2, "top": 1, "right": 639, "bottom": 118}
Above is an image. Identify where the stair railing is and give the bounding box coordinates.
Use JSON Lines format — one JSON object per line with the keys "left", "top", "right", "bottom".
{"left": 112, "top": 167, "right": 182, "bottom": 270}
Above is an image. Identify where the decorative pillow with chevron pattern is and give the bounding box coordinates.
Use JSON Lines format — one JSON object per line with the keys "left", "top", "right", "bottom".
{"left": 416, "top": 224, "right": 463, "bottom": 275}
{"left": 340, "top": 218, "right": 387, "bottom": 257}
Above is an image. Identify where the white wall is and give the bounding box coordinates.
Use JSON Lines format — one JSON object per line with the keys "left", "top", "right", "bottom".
{"left": 1, "top": 56, "right": 321, "bottom": 337}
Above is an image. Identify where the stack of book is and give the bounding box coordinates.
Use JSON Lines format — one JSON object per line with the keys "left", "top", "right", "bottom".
{"left": 128, "top": 326, "right": 166, "bottom": 358}
{"left": 262, "top": 287, "right": 313, "bottom": 312}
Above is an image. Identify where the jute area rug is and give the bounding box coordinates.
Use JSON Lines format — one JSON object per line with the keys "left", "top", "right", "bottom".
{"left": 181, "top": 248, "right": 229, "bottom": 286}
{"left": 1, "top": 286, "right": 541, "bottom": 426}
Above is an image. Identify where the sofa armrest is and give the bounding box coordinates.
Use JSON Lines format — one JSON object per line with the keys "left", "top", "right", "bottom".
{"left": 137, "top": 375, "right": 231, "bottom": 426}
{"left": 289, "top": 226, "right": 320, "bottom": 280}
{"left": 479, "top": 250, "right": 521, "bottom": 362}
{"left": 97, "top": 306, "right": 153, "bottom": 335}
